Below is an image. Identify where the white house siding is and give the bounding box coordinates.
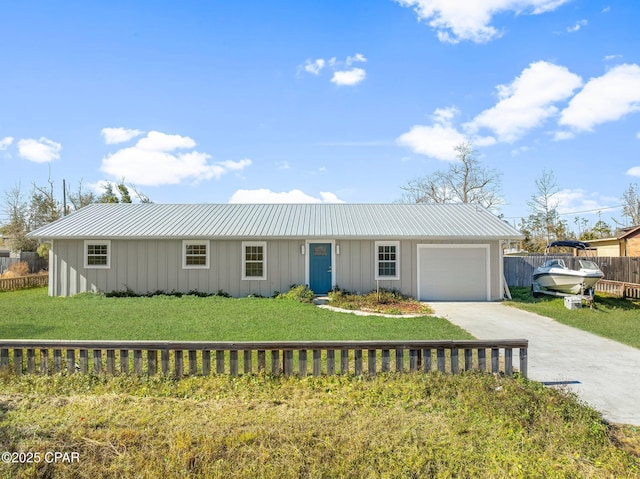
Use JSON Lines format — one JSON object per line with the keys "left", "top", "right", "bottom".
{"left": 334, "top": 239, "right": 502, "bottom": 301}
{"left": 49, "top": 239, "right": 306, "bottom": 297}
{"left": 48, "top": 238, "right": 503, "bottom": 300}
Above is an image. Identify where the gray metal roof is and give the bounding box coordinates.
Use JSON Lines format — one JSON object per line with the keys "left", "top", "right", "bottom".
{"left": 27, "top": 203, "right": 524, "bottom": 240}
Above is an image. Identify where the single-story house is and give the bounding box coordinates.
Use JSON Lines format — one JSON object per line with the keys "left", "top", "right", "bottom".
{"left": 586, "top": 226, "right": 640, "bottom": 257}
{"left": 27, "top": 203, "right": 523, "bottom": 301}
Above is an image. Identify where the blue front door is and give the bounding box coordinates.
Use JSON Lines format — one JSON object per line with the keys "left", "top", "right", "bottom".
{"left": 309, "top": 243, "right": 332, "bottom": 294}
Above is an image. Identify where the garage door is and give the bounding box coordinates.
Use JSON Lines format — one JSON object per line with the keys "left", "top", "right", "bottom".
{"left": 418, "top": 245, "right": 489, "bottom": 301}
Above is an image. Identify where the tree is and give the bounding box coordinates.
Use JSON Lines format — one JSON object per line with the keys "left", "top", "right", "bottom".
{"left": 0, "top": 184, "right": 37, "bottom": 252}
{"left": 621, "top": 183, "right": 640, "bottom": 226}
{"left": 67, "top": 179, "right": 97, "bottom": 211}
{"left": 400, "top": 142, "right": 503, "bottom": 211}
{"left": 28, "top": 178, "right": 62, "bottom": 230}
{"left": 526, "top": 169, "right": 561, "bottom": 244}
{"left": 97, "top": 180, "right": 151, "bottom": 204}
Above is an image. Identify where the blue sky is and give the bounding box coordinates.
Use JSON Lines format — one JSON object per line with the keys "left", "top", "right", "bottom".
{"left": 1, "top": 0, "right": 639, "bottom": 230}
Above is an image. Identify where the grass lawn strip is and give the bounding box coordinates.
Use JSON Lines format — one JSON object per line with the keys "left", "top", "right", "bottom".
{"left": 0, "top": 288, "right": 470, "bottom": 341}
{"left": 0, "top": 373, "right": 638, "bottom": 478}
{"left": 506, "top": 287, "right": 640, "bottom": 350}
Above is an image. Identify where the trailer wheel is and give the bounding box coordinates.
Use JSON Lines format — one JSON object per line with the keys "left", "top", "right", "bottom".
{"left": 531, "top": 284, "right": 541, "bottom": 298}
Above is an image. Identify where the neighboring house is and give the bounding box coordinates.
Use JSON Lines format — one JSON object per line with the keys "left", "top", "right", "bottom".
{"left": 586, "top": 226, "right": 640, "bottom": 257}
{"left": 27, "top": 203, "right": 523, "bottom": 301}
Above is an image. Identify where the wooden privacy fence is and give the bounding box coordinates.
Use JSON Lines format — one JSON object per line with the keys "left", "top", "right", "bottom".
{"left": 0, "top": 339, "right": 528, "bottom": 378}
{"left": 0, "top": 273, "right": 48, "bottom": 291}
{"left": 504, "top": 256, "right": 640, "bottom": 287}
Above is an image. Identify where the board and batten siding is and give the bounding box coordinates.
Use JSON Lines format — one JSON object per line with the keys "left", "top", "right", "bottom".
{"left": 48, "top": 238, "right": 503, "bottom": 300}
{"left": 336, "top": 239, "right": 503, "bottom": 301}
{"left": 49, "top": 239, "right": 306, "bottom": 297}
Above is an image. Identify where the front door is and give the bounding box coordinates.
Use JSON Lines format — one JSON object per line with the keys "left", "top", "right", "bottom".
{"left": 309, "top": 243, "right": 332, "bottom": 294}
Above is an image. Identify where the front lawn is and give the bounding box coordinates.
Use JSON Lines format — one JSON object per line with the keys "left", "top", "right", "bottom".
{"left": 1, "top": 373, "right": 638, "bottom": 478}
{"left": 506, "top": 287, "right": 640, "bottom": 349}
{"left": 0, "top": 287, "right": 472, "bottom": 341}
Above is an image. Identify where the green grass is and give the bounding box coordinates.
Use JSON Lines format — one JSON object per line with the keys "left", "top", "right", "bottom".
{"left": 1, "top": 373, "right": 639, "bottom": 478}
{"left": 506, "top": 287, "right": 640, "bottom": 349}
{"left": 0, "top": 287, "right": 471, "bottom": 341}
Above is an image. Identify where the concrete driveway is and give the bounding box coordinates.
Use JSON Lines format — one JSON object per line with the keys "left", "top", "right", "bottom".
{"left": 430, "top": 302, "right": 640, "bottom": 426}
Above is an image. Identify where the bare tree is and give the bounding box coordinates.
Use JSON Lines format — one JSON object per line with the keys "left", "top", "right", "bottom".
{"left": 67, "top": 179, "right": 97, "bottom": 211}
{"left": 29, "top": 178, "right": 62, "bottom": 230}
{"left": 1, "top": 184, "right": 37, "bottom": 252}
{"left": 400, "top": 142, "right": 503, "bottom": 211}
{"left": 621, "top": 183, "right": 640, "bottom": 226}
{"left": 522, "top": 169, "right": 565, "bottom": 248}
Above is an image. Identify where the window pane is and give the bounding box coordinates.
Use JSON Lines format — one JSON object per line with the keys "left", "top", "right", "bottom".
{"left": 378, "top": 262, "right": 396, "bottom": 277}
{"left": 245, "top": 262, "right": 263, "bottom": 277}
{"left": 186, "top": 244, "right": 207, "bottom": 255}
{"left": 87, "top": 255, "right": 108, "bottom": 266}
{"left": 186, "top": 256, "right": 207, "bottom": 265}
{"left": 246, "top": 246, "right": 263, "bottom": 261}
{"left": 88, "top": 245, "right": 107, "bottom": 255}
{"left": 87, "top": 243, "right": 108, "bottom": 266}
{"left": 313, "top": 245, "right": 328, "bottom": 256}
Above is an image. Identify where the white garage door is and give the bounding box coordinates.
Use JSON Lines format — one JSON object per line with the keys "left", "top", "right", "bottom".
{"left": 418, "top": 245, "right": 489, "bottom": 301}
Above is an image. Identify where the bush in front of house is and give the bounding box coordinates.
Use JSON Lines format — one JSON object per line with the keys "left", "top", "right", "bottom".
{"left": 328, "top": 287, "right": 433, "bottom": 315}
{"left": 276, "top": 284, "right": 316, "bottom": 303}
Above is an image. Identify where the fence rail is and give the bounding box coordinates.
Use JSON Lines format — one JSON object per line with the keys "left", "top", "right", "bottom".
{"left": 0, "top": 273, "right": 48, "bottom": 291}
{"left": 0, "top": 339, "right": 528, "bottom": 378}
{"left": 594, "top": 280, "right": 640, "bottom": 299}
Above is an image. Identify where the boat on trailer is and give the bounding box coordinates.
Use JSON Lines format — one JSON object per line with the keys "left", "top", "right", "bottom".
{"left": 532, "top": 241, "right": 604, "bottom": 297}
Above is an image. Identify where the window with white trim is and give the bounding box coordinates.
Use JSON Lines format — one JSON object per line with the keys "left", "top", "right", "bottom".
{"left": 242, "top": 241, "right": 266, "bottom": 280}
{"left": 84, "top": 240, "right": 111, "bottom": 269}
{"left": 375, "top": 241, "right": 400, "bottom": 280}
{"left": 182, "top": 240, "right": 210, "bottom": 269}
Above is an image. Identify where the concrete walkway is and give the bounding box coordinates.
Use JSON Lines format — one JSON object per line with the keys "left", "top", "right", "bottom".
{"left": 430, "top": 302, "right": 640, "bottom": 426}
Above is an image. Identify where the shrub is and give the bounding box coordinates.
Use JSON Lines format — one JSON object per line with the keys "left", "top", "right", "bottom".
{"left": 277, "top": 284, "right": 316, "bottom": 303}
{"left": 6, "top": 261, "right": 29, "bottom": 277}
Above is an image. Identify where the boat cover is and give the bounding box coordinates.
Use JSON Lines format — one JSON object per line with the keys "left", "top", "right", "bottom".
{"left": 546, "top": 240, "right": 591, "bottom": 250}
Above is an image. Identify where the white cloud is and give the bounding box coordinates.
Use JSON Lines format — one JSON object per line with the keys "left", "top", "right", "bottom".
{"left": 345, "top": 53, "right": 367, "bottom": 66}
{"left": 397, "top": 125, "right": 465, "bottom": 160}
{"left": 135, "top": 130, "right": 196, "bottom": 151}
{"left": 553, "top": 130, "right": 575, "bottom": 141}
{"left": 299, "top": 54, "right": 368, "bottom": 86}
{"left": 301, "top": 58, "right": 326, "bottom": 75}
{"left": 567, "top": 19, "right": 587, "bottom": 33}
{"left": 559, "top": 64, "right": 640, "bottom": 131}
{"left": 0, "top": 137, "right": 13, "bottom": 150}
{"left": 468, "top": 61, "right": 582, "bottom": 142}
{"left": 100, "top": 130, "right": 251, "bottom": 186}
{"left": 17, "top": 137, "right": 62, "bottom": 163}
{"left": 331, "top": 68, "right": 366, "bottom": 86}
{"left": 228, "top": 189, "right": 345, "bottom": 204}
{"left": 626, "top": 166, "right": 640, "bottom": 177}
{"left": 397, "top": 106, "right": 495, "bottom": 160}
{"left": 101, "top": 127, "right": 144, "bottom": 144}
{"left": 604, "top": 54, "right": 622, "bottom": 61}
{"left": 395, "top": 0, "right": 571, "bottom": 43}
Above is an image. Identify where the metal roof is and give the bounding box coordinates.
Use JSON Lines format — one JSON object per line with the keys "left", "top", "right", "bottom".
{"left": 27, "top": 203, "right": 524, "bottom": 240}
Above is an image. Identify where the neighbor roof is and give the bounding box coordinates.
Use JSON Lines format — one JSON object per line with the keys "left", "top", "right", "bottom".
{"left": 27, "top": 203, "right": 523, "bottom": 240}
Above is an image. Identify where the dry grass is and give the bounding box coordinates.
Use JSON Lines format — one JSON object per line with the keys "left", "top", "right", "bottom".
{"left": 0, "top": 373, "right": 638, "bottom": 478}
{"left": 3, "top": 261, "right": 30, "bottom": 278}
